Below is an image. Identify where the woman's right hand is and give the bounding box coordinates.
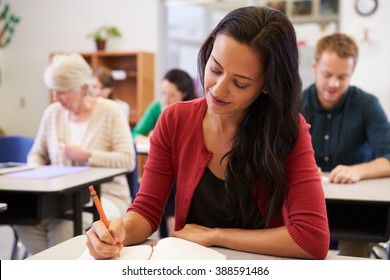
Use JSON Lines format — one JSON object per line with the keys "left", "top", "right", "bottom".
{"left": 85, "top": 217, "right": 126, "bottom": 259}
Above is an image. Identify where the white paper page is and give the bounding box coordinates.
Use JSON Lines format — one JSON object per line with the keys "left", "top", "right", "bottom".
{"left": 79, "top": 245, "right": 152, "bottom": 260}
{"left": 151, "top": 237, "right": 227, "bottom": 260}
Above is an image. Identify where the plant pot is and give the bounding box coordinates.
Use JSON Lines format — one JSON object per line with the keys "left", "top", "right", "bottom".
{"left": 96, "top": 40, "right": 106, "bottom": 51}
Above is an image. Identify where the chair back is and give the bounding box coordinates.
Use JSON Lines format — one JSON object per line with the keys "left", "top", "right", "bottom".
{"left": 0, "top": 136, "right": 34, "bottom": 163}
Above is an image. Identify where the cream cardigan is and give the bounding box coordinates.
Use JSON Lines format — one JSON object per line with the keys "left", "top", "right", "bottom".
{"left": 28, "top": 98, "right": 135, "bottom": 213}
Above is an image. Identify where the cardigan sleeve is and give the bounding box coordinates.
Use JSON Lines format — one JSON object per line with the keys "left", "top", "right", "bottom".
{"left": 283, "top": 114, "right": 330, "bottom": 259}
{"left": 128, "top": 102, "right": 176, "bottom": 232}
{"left": 27, "top": 104, "right": 54, "bottom": 165}
{"left": 87, "top": 101, "right": 136, "bottom": 171}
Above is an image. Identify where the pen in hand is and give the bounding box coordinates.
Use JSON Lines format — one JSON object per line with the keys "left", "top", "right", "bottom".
{"left": 88, "top": 185, "right": 120, "bottom": 256}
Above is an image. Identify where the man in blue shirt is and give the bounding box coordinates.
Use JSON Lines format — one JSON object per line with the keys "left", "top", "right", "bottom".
{"left": 301, "top": 33, "right": 390, "bottom": 184}
{"left": 301, "top": 33, "right": 390, "bottom": 257}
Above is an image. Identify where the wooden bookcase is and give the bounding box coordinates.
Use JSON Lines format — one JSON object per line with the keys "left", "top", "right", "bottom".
{"left": 50, "top": 51, "right": 155, "bottom": 126}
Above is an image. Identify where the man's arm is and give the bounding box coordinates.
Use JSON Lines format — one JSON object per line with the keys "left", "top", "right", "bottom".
{"left": 329, "top": 157, "right": 390, "bottom": 183}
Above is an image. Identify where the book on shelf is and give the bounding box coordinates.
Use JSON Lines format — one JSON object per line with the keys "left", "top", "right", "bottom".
{"left": 79, "top": 237, "right": 227, "bottom": 260}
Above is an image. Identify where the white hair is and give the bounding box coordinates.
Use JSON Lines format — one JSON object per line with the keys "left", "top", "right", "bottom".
{"left": 43, "top": 53, "right": 92, "bottom": 92}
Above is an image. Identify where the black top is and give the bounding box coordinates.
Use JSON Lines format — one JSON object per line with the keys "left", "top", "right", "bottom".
{"left": 187, "top": 167, "right": 263, "bottom": 229}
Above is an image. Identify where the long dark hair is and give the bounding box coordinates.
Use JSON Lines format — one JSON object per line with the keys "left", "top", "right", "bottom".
{"left": 164, "top": 69, "right": 196, "bottom": 101}
{"left": 197, "top": 6, "right": 301, "bottom": 228}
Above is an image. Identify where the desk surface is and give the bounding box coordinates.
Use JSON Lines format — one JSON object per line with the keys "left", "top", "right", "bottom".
{"left": 322, "top": 176, "right": 390, "bottom": 243}
{"left": 0, "top": 167, "right": 129, "bottom": 235}
{"left": 322, "top": 176, "right": 390, "bottom": 203}
{"left": 0, "top": 167, "right": 128, "bottom": 193}
{"left": 136, "top": 142, "right": 150, "bottom": 154}
{"left": 27, "top": 235, "right": 364, "bottom": 260}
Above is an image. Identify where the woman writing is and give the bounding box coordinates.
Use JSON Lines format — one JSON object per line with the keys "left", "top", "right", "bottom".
{"left": 86, "top": 6, "right": 329, "bottom": 260}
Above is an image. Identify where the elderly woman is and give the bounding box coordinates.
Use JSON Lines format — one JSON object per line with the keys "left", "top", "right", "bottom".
{"left": 14, "top": 53, "right": 135, "bottom": 255}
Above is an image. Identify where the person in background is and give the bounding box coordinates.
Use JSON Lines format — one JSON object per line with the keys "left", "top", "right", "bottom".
{"left": 86, "top": 6, "right": 330, "bottom": 260}
{"left": 13, "top": 53, "right": 135, "bottom": 255}
{"left": 133, "top": 68, "right": 196, "bottom": 238}
{"left": 90, "top": 65, "right": 130, "bottom": 120}
{"left": 300, "top": 33, "right": 390, "bottom": 257}
{"left": 0, "top": 127, "right": 5, "bottom": 136}
{"left": 132, "top": 68, "right": 196, "bottom": 143}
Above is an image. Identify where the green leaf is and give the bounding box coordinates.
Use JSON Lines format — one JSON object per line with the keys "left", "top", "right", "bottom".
{"left": 87, "top": 25, "right": 121, "bottom": 41}
{"left": 1, "top": 4, "right": 9, "bottom": 19}
{"left": 108, "top": 27, "right": 121, "bottom": 37}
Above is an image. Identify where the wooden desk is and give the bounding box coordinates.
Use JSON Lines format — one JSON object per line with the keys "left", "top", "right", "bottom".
{"left": 27, "top": 234, "right": 365, "bottom": 260}
{"left": 0, "top": 167, "right": 128, "bottom": 236}
{"left": 322, "top": 176, "right": 390, "bottom": 242}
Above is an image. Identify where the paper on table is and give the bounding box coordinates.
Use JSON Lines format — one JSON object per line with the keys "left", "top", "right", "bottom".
{"left": 79, "top": 237, "right": 227, "bottom": 260}
{"left": 150, "top": 237, "right": 226, "bottom": 260}
{"left": 0, "top": 162, "right": 37, "bottom": 175}
{"left": 79, "top": 244, "right": 153, "bottom": 260}
{"left": 6, "top": 166, "right": 90, "bottom": 179}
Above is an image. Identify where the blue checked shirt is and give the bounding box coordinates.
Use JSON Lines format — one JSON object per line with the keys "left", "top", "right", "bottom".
{"left": 301, "top": 84, "right": 390, "bottom": 172}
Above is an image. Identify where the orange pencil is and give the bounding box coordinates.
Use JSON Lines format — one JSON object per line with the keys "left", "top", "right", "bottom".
{"left": 88, "top": 185, "right": 120, "bottom": 256}
{"left": 89, "top": 185, "right": 109, "bottom": 227}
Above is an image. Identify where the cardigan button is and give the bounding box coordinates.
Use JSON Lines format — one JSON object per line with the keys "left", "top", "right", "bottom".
{"left": 324, "top": 156, "right": 329, "bottom": 162}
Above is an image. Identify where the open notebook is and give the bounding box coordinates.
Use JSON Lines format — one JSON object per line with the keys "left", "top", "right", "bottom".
{"left": 79, "top": 237, "right": 227, "bottom": 260}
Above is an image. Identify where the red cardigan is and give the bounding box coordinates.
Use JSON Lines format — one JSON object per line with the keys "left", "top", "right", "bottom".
{"left": 129, "top": 97, "right": 330, "bottom": 259}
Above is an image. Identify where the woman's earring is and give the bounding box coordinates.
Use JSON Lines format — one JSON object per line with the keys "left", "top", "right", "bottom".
{"left": 262, "top": 90, "right": 268, "bottom": 95}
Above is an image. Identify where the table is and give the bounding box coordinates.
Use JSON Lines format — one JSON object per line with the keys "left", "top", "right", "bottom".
{"left": 0, "top": 167, "right": 128, "bottom": 236}
{"left": 135, "top": 142, "right": 150, "bottom": 178}
{"left": 135, "top": 142, "right": 150, "bottom": 155}
{"left": 27, "top": 234, "right": 364, "bottom": 260}
{"left": 322, "top": 176, "right": 390, "bottom": 243}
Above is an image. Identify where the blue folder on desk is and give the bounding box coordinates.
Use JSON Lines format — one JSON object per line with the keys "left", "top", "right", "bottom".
{"left": 6, "top": 166, "right": 90, "bottom": 179}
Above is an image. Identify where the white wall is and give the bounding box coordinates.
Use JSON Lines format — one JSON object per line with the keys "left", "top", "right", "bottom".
{"left": 166, "top": 0, "right": 390, "bottom": 116}
{"left": 340, "top": 0, "right": 390, "bottom": 117}
{"left": 0, "top": 0, "right": 160, "bottom": 137}
{"left": 1, "top": 0, "right": 390, "bottom": 137}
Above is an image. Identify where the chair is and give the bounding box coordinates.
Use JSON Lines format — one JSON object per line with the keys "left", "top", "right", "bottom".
{"left": 0, "top": 136, "right": 34, "bottom": 163}
{"left": 371, "top": 242, "right": 389, "bottom": 259}
{"left": 0, "top": 135, "right": 34, "bottom": 259}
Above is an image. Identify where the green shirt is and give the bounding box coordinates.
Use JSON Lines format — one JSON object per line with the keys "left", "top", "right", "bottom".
{"left": 132, "top": 100, "right": 162, "bottom": 139}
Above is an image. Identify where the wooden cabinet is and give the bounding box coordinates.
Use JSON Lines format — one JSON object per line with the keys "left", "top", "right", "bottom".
{"left": 51, "top": 51, "right": 155, "bottom": 126}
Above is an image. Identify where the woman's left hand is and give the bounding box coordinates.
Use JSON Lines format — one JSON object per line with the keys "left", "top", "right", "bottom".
{"left": 171, "top": 224, "right": 216, "bottom": 247}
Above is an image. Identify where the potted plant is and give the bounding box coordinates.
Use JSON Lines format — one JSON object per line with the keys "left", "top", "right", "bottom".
{"left": 87, "top": 25, "right": 121, "bottom": 51}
